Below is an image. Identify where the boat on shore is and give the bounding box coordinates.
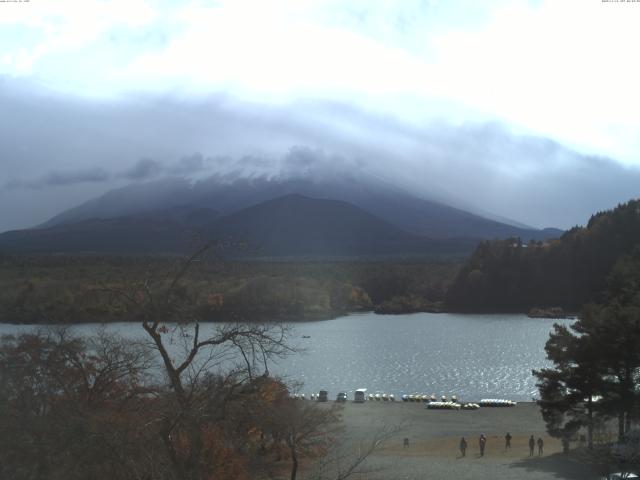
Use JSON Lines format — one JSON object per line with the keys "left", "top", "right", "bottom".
{"left": 479, "top": 398, "right": 517, "bottom": 407}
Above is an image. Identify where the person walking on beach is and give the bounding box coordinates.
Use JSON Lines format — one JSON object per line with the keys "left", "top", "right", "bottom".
{"left": 528, "top": 435, "right": 535, "bottom": 456}
{"left": 537, "top": 437, "right": 544, "bottom": 456}
{"left": 505, "top": 432, "right": 512, "bottom": 450}
{"left": 459, "top": 437, "right": 467, "bottom": 457}
{"left": 479, "top": 434, "right": 487, "bottom": 457}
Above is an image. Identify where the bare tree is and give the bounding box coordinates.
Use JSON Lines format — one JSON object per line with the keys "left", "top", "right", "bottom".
{"left": 260, "top": 398, "right": 342, "bottom": 480}
{"left": 103, "top": 244, "right": 297, "bottom": 479}
{"left": 307, "top": 424, "right": 402, "bottom": 480}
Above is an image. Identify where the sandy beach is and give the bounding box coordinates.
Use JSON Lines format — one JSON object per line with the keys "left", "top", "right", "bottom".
{"left": 328, "top": 401, "right": 604, "bottom": 480}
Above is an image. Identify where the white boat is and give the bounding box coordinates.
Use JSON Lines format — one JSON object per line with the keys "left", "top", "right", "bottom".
{"left": 479, "top": 398, "right": 517, "bottom": 407}
{"left": 426, "top": 401, "right": 461, "bottom": 410}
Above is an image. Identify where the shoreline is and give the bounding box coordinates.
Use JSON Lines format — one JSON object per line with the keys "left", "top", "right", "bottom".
{"left": 0, "top": 308, "right": 578, "bottom": 325}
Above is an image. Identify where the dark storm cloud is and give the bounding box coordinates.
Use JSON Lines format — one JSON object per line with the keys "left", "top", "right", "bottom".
{"left": 1, "top": 79, "right": 639, "bottom": 232}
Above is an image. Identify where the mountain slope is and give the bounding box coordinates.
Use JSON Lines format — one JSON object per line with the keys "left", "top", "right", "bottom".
{"left": 206, "top": 194, "right": 466, "bottom": 256}
{"left": 37, "top": 175, "right": 562, "bottom": 241}
{"left": 0, "top": 204, "right": 218, "bottom": 254}
{"left": 39, "top": 177, "right": 195, "bottom": 228}
{"left": 0, "top": 195, "right": 475, "bottom": 256}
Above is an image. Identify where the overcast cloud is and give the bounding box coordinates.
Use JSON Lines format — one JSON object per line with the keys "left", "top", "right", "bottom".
{"left": 1, "top": 0, "right": 639, "bottom": 232}
{"left": 4, "top": 167, "right": 110, "bottom": 190}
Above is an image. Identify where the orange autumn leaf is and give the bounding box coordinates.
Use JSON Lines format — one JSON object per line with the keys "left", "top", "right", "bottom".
{"left": 207, "top": 293, "right": 224, "bottom": 308}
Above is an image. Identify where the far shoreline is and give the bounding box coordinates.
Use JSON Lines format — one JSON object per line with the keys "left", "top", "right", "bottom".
{"left": 0, "top": 308, "right": 576, "bottom": 325}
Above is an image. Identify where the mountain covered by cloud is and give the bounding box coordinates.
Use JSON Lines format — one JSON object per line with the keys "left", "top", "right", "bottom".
{"left": 37, "top": 167, "right": 562, "bottom": 244}
{"left": 2, "top": 81, "right": 640, "bottom": 234}
{"left": 2, "top": 1, "right": 639, "bottom": 235}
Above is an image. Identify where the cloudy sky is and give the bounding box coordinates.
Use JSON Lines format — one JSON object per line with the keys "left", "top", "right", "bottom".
{"left": 1, "top": 0, "right": 640, "bottom": 232}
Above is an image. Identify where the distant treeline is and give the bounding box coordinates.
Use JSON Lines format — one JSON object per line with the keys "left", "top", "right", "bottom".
{"left": 446, "top": 199, "right": 640, "bottom": 312}
{"left": 5, "top": 199, "right": 640, "bottom": 322}
{"left": 0, "top": 256, "right": 458, "bottom": 323}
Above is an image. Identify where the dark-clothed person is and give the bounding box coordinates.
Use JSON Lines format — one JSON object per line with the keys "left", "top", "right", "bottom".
{"left": 460, "top": 437, "right": 467, "bottom": 457}
{"left": 528, "top": 435, "right": 535, "bottom": 456}
{"left": 505, "top": 432, "right": 512, "bottom": 450}
{"left": 537, "top": 437, "right": 544, "bottom": 456}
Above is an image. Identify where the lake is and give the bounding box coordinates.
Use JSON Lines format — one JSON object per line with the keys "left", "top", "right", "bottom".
{"left": 0, "top": 312, "right": 570, "bottom": 402}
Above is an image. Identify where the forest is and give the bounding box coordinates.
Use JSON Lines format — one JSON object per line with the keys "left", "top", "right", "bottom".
{"left": 0, "top": 254, "right": 457, "bottom": 324}
{"left": 446, "top": 199, "right": 640, "bottom": 313}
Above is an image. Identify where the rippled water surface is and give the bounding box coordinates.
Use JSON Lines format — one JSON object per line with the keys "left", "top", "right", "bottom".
{"left": 0, "top": 312, "right": 570, "bottom": 401}
{"left": 275, "top": 312, "right": 571, "bottom": 401}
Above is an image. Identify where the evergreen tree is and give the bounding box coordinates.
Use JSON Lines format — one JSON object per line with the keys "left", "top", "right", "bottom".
{"left": 535, "top": 246, "right": 640, "bottom": 445}
{"left": 534, "top": 321, "right": 604, "bottom": 448}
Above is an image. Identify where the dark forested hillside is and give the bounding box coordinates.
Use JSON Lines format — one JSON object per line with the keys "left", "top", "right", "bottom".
{"left": 445, "top": 199, "right": 640, "bottom": 312}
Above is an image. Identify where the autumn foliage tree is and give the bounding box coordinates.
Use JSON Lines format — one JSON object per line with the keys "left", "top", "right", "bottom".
{"left": 0, "top": 329, "right": 163, "bottom": 480}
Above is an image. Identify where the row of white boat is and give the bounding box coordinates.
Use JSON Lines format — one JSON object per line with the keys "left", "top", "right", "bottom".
{"left": 478, "top": 398, "right": 518, "bottom": 407}
{"left": 402, "top": 395, "right": 517, "bottom": 407}
{"left": 426, "top": 399, "right": 518, "bottom": 409}
{"left": 402, "top": 394, "right": 458, "bottom": 402}
{"left": 427, "top": 401, "right": 480, "bottom": 410}
{"left": 292, "top": 393, "right": 516, "bottom": 407}
{"left": 301, "top": 393, "right": 398, "bottom": 401}
{"left": 368, "top": 393, "right": 395, "bottom": 401}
